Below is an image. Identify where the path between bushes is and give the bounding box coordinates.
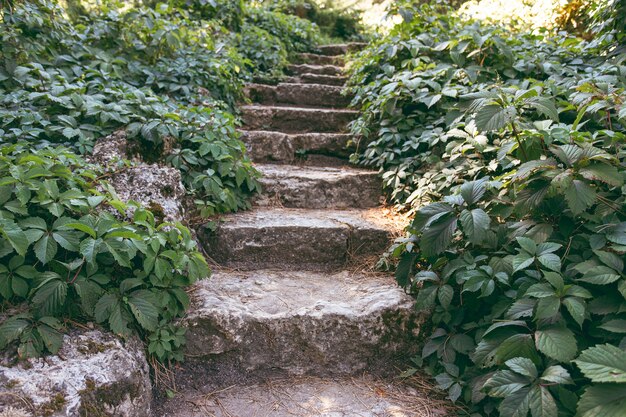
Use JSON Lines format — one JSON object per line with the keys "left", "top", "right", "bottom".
{"left": 155, "top": 44, "right": 450, "bottom": 417}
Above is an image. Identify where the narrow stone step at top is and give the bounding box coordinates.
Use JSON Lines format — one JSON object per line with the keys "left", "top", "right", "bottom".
{"left": 295, "top": 53, "right": 345, "bottom": 66}
{"left": 239, "top": 130, "right": 354, "bottom": 163}
{"left": 245, "top": 83, "right": 352, "bottom": 108}
{"left": 157, "top": 375, "right": 446, "bottom": 417}
{"left": 287, "top": 63, "right": 343, "bottom": 76}
{"left": 199, "top": 207, "right": 398, "bottom": 270}
{"left": 182, "top": 270, "right": 418, "bottom": 378}
{"left": 241, "top": 105, "right": 358, "bottom": 134}
{"left": 316, "top": 42, "right": 368, "bottom": 56}
{"left": 256, "top": 164, "right": 380, "bottom": 209}
{"left": 285, "top": 73, "right": 348, "bottom": 86}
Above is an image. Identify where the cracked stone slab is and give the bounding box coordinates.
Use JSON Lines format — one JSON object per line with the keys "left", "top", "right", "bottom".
{"left": 239, "top": 130, "right": 354, "bottom": 164}
{"left": 156, "top": 375, "right": 447, "bottom": 417}
{"left": 200, "top": 208, "right": 399, "bottom": 269}
{"left": 183, "top": 270, "right": 418, "bottom": 376}
{"left": 295, "top": 53, "right": 345, "bottom": 66}
{"left": 245, "top": 83, "right": 352, "bottom": 108}
{"left": 241, "top": 105, "right": 358, "bottom": 134}
{"left": 287, "top": 64, "right": 344, "bottom": 76}
{"left": 256, "top": 164, "right": 380, "bottom": 208}
{"left": 0, "top": 329, "right": 151, "bottom": 417}
{"left": 316, "top": 42, "right": 368, "bottom": 56}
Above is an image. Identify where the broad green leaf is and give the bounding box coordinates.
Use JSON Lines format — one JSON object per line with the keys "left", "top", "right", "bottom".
{"left": 34, "top": 235, "right": 57, "bottom": 265}
{"left": 579, "top": 267, "right": 621, "bottom": 285}
{"left": 485, "top": 370, "right": 529, "bottom": 397}
{"left": 564, "top": 180, "right": 596, "bottom": 215}
{"left": 506, "top": 357, "right": 538, "bottom": 379}
{"left": 475, "top": 104, "right": 517, "bottom": 132}
{"left": 575, "top": 344, "right": 626, "bottom": 383}
{"left": 528, "top": 385, "right": 558, "bottom": 417}
{"left": 535, "top": 296, "right": 560, "bottom": 320}
{"left": 460, "top": 179, "right": 487, "bottom": 205}
{"left": 460, "top": 208, "right": 490, "bottom": 243}
{"left": 563, "top": 297, "right": 586, "bottom": 327}
{"left": 535, "top": 326, "right": 577, "bottom": 362}
{"left": 0, "top": 219, "right": 29, "bottom": 256}
{"left": 541, "top": 365, "right": 574, "bottom": 385}
{"left": 577, "top": 384, "right": 626, "bottom": 417}
{"left": 128, "top": 291, "right": 159, "bottom": 332}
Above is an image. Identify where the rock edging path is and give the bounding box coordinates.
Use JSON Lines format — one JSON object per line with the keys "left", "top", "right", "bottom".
{"left": 157, "top": 44, "right": 448, "bottom": 417}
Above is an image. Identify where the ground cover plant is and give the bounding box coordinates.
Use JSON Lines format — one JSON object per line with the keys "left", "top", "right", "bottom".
{"left": 348, "top": 0, "right": 626, "bottom": 415}
{"left": 0, "top": 0, "right": 333, "bottom": 363}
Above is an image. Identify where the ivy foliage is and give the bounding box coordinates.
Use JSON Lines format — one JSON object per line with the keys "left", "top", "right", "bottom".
{"left": 348, "top": 1, "right": 626, "bottom": 416}
{"left": 0, "top": 144, "right": 208, "bottom": 362}
{"left": 0, "top": 0, "right": 327, "bottom": 363}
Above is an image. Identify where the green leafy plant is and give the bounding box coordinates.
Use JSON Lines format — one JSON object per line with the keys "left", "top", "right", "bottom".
{"left": 348, "top": 1, "right": 626, "bottom": 416}
{"left": 0, "top": 144, "right": 209, "bottom": 362}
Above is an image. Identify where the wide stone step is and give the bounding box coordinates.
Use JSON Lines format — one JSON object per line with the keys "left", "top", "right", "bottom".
{"left": 199, "top": 207, "right": 396, "bottom": 269}
{"left": 285, "top": 73, "right": 348, "bottom": 86}
{"left": 241, "top": 105, "right": 358, "bottom": 133}
{"left": 157, "top": 375, "right": 445, "bottom": 417}
{"left": 245, "top": 83, "right": 352, "bottom": 108}
{"left": 182, "top": 270, "right": 418, "bottom": 378}
{"left": 256, "top": 164, "right": 380, "bottom": 208}
{"left": 239, "top": 130, "right": 354, "bottom": 163}
{"left": 295, "top": 53, "right": 345, "bottom": 66}
{"left": 316, "top": 42, "right": 368, "bottom": 56}
{"left": 287, "top": 63, "right": 343, "bottom": 76}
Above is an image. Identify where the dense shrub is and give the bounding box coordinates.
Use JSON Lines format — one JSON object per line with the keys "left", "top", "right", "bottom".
{"left": 0, "top": 0, "right": 324, "bottom": 362}
{"left": 348, "top": 1, "right": 626, "bottom": 416}
{"left": 0, "top": 144, "right": 208, "bottom": 362}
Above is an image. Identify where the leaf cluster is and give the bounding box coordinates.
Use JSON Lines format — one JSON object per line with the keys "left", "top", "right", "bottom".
{"left": 349, "top": 2, "right": 626, "bottom": 416}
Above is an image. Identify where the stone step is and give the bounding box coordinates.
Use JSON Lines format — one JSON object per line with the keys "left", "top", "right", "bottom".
{"left": 295, "top": 53, "right": 345, "bottom": 66}
{"left": 241, "top": 105, "right": 358, "bottom": 134}
{"left": 316, "top": 42, "right": 368, "bottom": 56}
{"left": 182, "top": 270, "right": 418, "bottom": 378}
{"left": 256, "top": 164, "right": 380, "bottom": 209}
{"left": 287, "top": 63, "right": 343, "bottom": 76}
{"left": 157, "top": 375, "right": 446, "bottom": 417}
{"left": 199, "top": 207, "right": 396, "bottom": 269}
{"left": 245, "top": 83, "right": 352, "bottom": 108}
{"left": 285, "top": 73, "right": 348, "bottom": 86}
{"left": 239, "top": 130, "right": 354, "bottom": 163}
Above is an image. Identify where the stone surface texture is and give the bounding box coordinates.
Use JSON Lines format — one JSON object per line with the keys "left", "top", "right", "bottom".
{"left": 256, "top": 164, "right": 380, "bottom": 208}
{"left": 184, "top": 270, "right": 418, "bottom": 375}
{"left": 240, "top": 130, "right": 354, "bottom": 163}
{"left": 316, "top": 42, "right": 367, "bottom": 56}
{"left": 286, "top": 64, "right": 343, "bottom": 76}
{"left": 106, "top": 165, "right": 186, "bottom": 222}
{"left": 0, "top": 329, "right": 152, "bottom": 417}
{"left": 90, "top": 130, "right": 187, "bottom": 222}
{"left": 156, "top": 375, "right": 445, "bottom": 417}
{"left": 201, "top": 208, "right": 397, "bottom": 269}
{"left": 245, "top": 83, "right": 352, "bottom": 108}
{"left": 241, "top": 105, "right": 358, "bottom": 133}
{"left": 296, "top": 53, "right": 345, "bottom": 66}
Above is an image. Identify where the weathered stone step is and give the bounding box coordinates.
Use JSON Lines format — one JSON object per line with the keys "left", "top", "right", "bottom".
{"left": 245, "top": 83, "right": 352, "bottom": 108}
{"left": 157, "top": 374, "right": 445, "bottom": 417}
{"left": 182, "top": 270, "right": 417, "bottom": 378}
{"left": 287, "top": 63, "right": 343, "bottom": 76}
{"left": 256, "top": 164, "right": 380, "bottom": 208}
{"left": 200, "top": 207, "right": 396, "bottom": 269}
{"left": 285, "top": 73, "right": 348, "bottom": 86}
{"left": 295, "top": 53, "right": 345, "bottom": 66}
{"left": 316, "top": 42, "right": 368, "bottom": 56}
{"left": 241, "top": 105, "right": 358, "bottom": 133}
{"left": 239, "top": 130, "right": 354, "bottom": 163}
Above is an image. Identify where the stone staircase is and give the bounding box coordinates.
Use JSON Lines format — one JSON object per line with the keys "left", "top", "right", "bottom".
{"left": 156, "top": 44, "right": 444, "bottom": 417}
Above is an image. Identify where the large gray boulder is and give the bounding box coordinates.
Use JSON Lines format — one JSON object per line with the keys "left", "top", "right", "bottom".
{"left": 0, "top": 329, "right": 151, "bottom": 417}
{"left": 90, "top": 131, "right": 187, "bottom": 223}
